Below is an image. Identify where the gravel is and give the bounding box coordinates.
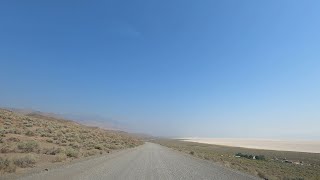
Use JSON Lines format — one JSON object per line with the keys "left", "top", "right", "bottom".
{"left": 13, "top": 143, "right": 259, "bottom": 180}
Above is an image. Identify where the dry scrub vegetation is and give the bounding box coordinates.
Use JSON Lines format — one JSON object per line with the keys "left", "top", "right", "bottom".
{"left": 0, "top": 108, "right": 143, "bottom": 174}
{"left": 155, "top": 139, "right": 320, "bottom": 180}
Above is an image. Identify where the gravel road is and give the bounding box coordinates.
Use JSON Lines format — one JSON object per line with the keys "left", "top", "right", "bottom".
{"left": 14, "top": 143, "right": 259, "bottom": 180}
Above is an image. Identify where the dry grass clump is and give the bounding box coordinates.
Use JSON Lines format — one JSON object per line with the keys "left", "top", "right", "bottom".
{"left": 0, "top": 108, "right": 143, "bottom": 174}
{"left": 155, "top": 139, "right": 320, "bottom": 180}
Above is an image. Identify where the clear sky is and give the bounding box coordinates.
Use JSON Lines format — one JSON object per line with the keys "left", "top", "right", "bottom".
{"left": 1, "top": 0, "right": 320, "bottom": 139}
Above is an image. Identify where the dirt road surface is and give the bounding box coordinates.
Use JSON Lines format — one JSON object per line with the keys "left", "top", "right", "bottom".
{"left": 8, "top": 143, "right": 258, "bottom": 180}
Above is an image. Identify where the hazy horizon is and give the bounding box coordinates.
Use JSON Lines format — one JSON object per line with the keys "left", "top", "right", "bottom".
{"left": 2, "top": 106, "right": 320, "bottom": 140}
{"left": 1, "top": 0, "right": 320, "bottom": 140}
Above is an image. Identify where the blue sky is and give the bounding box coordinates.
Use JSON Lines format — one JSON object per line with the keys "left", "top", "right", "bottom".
{"left": 1, "top": 0, "right": 320, "bottom": 139}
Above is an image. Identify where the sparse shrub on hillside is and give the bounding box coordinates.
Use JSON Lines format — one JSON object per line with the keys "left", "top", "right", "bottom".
{"left": 56, "top": 131, "right": 64, "bottom": 137}
{"left": 43, "top": 147, "right": 62, "bottom": 155}
{"left": 24, "top": 117, "right": 32, "bottom": 121}
{"left": 12, "top": 128, "right": 22, "bottom": 134}
{"left": 25, "top": 130, "right": 35, "bottom": 136}
{"left": 94, "top": 144, "right": 103, "bottom": 150}
{"left": 7, "top": 137, "right": 20, "bottom": 142}
{"left": 0, "top": 129, "right": 5, "bottom": 137}
{"left": 47, "top": 128, "right": 54, "bottom": 133}
{"left": 190, "top": 151, "right": 195, "bottom": 155}
{"left": 104, "top": 144, "right": 118, "bottom": 150}
{"left": 25, "top": 123, "right": 33, "bottom": 127}
{"left": 65, "top": 148, "right": 79, "bottom": 158}
{"left": 52, "top": 154, "right": 67, "bottom": 162}
{"left": 0, "top": 158, "right": 9, "bottom": 170}
{"left": 83, "top": 149, "right": 99, "bottom": 157}
{"left": 46, "top": 139, "right": 53, "bottom": 143}
{"left": 5, "top": 128, "right": 13, "bottom": 133}
{"left": 41, "top": 132, "right": 51, "bottom": 137}
{"left": 1, "top": 144, "right": 11, "bottom": 153}
{"left": 13, "top": 155, "right": 36, "bottom": 168}
{"left": 66, "top": 137, "right": 75, "bottom": 142}
{"left": 69, "top": 142, "right": 80, "bottom": 149}
{"left": 17, "top": 141, "right": 39, "bottom": 152}
{"left": 0, "top": 157, "right": 16, "bottom": 173}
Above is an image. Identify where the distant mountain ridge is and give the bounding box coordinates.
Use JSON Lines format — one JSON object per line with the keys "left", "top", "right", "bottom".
{"left": 6, "top": 107, "right": 122, "bottom": 131}
{"left": 4, "top": 107, "right": 153, "bottom": 139}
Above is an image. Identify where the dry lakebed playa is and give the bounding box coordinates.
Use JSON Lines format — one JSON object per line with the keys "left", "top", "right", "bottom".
{"left": 183, "top": 138, "right": 320, "bottom": 153}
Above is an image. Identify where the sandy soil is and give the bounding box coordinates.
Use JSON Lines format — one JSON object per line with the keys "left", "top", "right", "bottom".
{"left": 183, "top": 138, "right": 320, "bottom": 153}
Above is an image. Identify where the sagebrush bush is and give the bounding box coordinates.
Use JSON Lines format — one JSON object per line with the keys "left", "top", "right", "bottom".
{"left": 52, "top": 154, "right": 67, "bottom": 162}
{"left": 1, "top": 144, "right": 12, "bottom": 153}
{"left": 12, "top": 128, "right": 22, "bottom": 134}
{"left": 7, "top": 137, "right": 20, "bottom": 142}
{"left": 25, "top": 130, "right": 35, "bottom": 136}
{"left": 0, "top": 157, "right": 16, "bottom": 173}
{"left": 13, "top": 155, "right": 36, "bottom": 168}
{"left": 0, "top": 157, "right": 10, "bottom": 170}
{"left": 94, "top": 144, "right": 103, "bottom": 150}
{"left": 69, "top": 142, "right": 80, "bottom": 149}
{"left": 46, "top": 139, "right": 53, "bottom": 143}
{"left": 65, "top": 148, "right": 79, "bottom": 158}
{"left": 25, "top": 124, "right": 33, "bottom": 127}
{"left": 83, "top": 149, "right": 99, "bottom": 157}
{"left": 43, "top": 147, "right": 62, "bottom": 155}
{"left": 17, "top": 141, "right": 39, "bottom": 152}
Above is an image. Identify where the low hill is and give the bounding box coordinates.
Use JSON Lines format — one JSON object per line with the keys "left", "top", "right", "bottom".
{"left": 0, "top": 108, "right": 143, "bottom": 174}
{"left": 7, "top": 108, "right": 123, "bottom": 130}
